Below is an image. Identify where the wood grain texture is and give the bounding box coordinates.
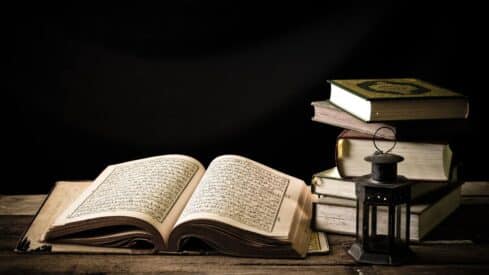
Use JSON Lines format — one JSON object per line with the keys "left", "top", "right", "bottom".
{"left": 1, "top": 190, "right": 489, "bottom": 274}
{"left": 0, "top": 195, "right": 46, "bottom": 215}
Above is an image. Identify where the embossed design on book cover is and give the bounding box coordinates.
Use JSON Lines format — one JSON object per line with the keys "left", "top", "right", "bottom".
{"left": 332, "top": 78, "right": 463, "bottom": 99}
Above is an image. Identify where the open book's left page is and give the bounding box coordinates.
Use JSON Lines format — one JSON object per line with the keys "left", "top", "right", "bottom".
{"left": 16, "top": 181, "right": 98, "bottom": 253}
{"left": 17, "top": 181, "right": 160, "bottom": 254}
{"left": 42, "top": 155, "right": 206, "bottom": 252}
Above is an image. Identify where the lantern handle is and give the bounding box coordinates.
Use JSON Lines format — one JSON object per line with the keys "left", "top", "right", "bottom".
{"left": 373, "top": 127, "right": 396, "bottom": 154}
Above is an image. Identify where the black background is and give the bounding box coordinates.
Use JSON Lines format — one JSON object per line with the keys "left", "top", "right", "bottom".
{"left": 4, "top": 3, "right": 488, "bottom": 194}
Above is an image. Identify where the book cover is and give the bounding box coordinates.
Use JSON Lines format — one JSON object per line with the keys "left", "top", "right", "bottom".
{"left": 311, "top": 100, "right": 469, "bottom": 142}
{"left": 330, "top": 78, "right": 465, "bottom": 101}
{"left": 311, "top": 100, "right": 396, "bottom": 139}
{"left": 328, "top": 78, "right": 469, "bottom": 121}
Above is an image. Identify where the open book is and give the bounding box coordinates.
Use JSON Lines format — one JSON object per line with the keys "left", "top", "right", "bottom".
{"left": 16, "top": 155, "right": 328, "bottom": 258}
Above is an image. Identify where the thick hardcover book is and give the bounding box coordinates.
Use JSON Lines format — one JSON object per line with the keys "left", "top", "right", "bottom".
{"left": 311, "top": 100, "right": 469, "bottom": 142}
{"left": 335, "top": 130, "right": 454, "bottom": 181}
{"left": 311, "top": 166, "right": 456, "bottom": 201}
{"left": 312, "top": 185, "right": 462, "bottom": 241}
{"left": 311, "top": 100, "right": 396, "bottom": 139}
{"left": 15, "top": 155, "right": 329, "bottom": 258}
{"left": 328, "top": 78, "right": 469, "bottom": 122}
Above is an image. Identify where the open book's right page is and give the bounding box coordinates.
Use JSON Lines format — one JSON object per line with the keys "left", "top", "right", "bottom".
{"left": 171, "top": 155, "right": 312, "bottom": 256}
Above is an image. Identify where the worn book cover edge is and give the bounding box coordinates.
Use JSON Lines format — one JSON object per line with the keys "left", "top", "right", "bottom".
{"left": 15, "top": 181, "right": 61, "bottom": 253}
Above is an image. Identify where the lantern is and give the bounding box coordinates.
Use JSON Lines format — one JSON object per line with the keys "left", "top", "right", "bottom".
{"left": 348, "top": 127, "right": 413, "bottom": 265}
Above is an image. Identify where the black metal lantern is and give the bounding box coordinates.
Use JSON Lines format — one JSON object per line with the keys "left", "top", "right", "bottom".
{"left": 348, "top": 127, "right": 413, "bottom": 265}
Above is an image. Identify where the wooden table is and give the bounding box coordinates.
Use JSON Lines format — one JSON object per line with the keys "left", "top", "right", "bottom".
{"left": 1, "top": 193, "right": 489, "bottom": 274}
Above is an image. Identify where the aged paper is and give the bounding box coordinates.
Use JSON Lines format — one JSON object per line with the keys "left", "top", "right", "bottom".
{"left": 307, "top": 231, "right": 329, "bottom": 254}
{"left": 17, "top": 181, "right": 92, "bottom": 252}
{"left": 178, "top": 155, "right": 295, "bottom": 234}
{"left": 52, "top": 155, "right": 206, "bottom": 247}
{"left": 68, "top": 157, "right": 199, "bottom": 223}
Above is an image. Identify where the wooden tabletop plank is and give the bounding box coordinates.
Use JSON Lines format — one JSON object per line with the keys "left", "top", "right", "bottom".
{"left": 0, "top": 254, "right": 371, "bottom": 274}
{"left": 0, "top": 195, "right": 46, "bottom": 215}
{"left": 1, "top": 216, "right": 489, "bottom": 266}
{"left": 1, "top": 252, "right": 488, "bottom": 274}
{"left": 372, "top": 265, "right": 489, "bottom": 275}
{"left": 1, "top": 183, "right": 489, "bottom": 274}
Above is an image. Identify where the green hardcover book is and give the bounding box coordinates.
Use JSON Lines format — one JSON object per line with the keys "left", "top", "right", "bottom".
{"left": 328, "top": 78, "right": 469, "bottom": 122}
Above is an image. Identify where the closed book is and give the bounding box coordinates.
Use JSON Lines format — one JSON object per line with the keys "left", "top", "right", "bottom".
{"left": 311, "top": 100, "right": 469, "bottom": 142}
{"left": 328, "top": 78, "right": 469, "bottom": 122}
{"left": 312, "top": 167, "right": 451, "bottom": 201}
{"left": 335, "top": 130, "right": 454, "bottom": 181}
{"left": 311, "top": 100, "right": 396, "bottom": 139}
{"left": 312, "top": 185, "right": 462, "bottom": 241}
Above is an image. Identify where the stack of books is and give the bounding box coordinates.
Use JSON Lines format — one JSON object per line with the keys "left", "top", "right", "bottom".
{"left": 310, "top": 78, "right": 469, "bottom": 241}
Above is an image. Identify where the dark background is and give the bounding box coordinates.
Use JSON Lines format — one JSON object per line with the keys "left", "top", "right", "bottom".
{"left": 4, "top": 3, "right": 488, "bottom": 194}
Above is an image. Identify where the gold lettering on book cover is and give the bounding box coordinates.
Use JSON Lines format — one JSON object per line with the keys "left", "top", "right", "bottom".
{"left": 181, "top": 157, "right": 289, "bottom": 232}
{"left": 69, "top": 157, "right": 198, "bottom": 223}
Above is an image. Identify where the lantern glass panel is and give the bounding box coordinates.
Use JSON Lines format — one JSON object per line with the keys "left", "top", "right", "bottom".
{"left": 357, "top": 199, "right": 363, "bottom": 242}
{"left": 395, "top": 203, "right": 409, "bottom": 244}
{"left": 363, "top": 203, "right": 410, "bottom": 253}
{"left": 367, "top": 205, "right": 391, "bottom": 254}
{"left": 368, "top": 205, "right": 377, "bottom": 238}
